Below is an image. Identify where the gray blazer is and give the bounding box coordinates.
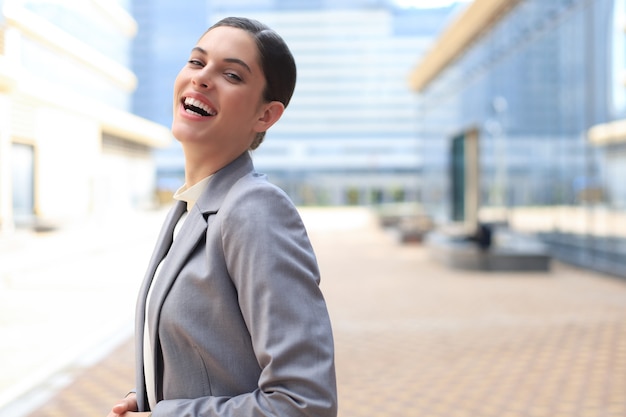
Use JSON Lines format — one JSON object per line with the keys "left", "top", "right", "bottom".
{"left": 134, "top": 152, "right": 337, "bottom": 417}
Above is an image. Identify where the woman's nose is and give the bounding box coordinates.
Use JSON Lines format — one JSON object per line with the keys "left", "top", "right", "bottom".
{"left": 192, "top": 69, "right": 213, "bottom": 89}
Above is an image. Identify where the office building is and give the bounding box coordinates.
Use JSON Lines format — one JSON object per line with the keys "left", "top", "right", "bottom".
{"left": 0, "top": 0, "right": 171, "bottom": 232}
{"left": 410, "top": 0, "right": 626, "bottom": 276}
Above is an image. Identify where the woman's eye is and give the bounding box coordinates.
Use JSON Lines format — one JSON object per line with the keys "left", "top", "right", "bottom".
{"left": 188, "top": 59, "right": 203, "bottom": 67}
{"left": 225, "top": 72, "right": 243, "bottom": 82}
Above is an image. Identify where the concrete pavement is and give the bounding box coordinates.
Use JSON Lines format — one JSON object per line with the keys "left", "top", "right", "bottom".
{"left": 0, "top": 208, "right": 165, "bottom": 417}
{"left": 1, "top": 207, "right": 625, "bottom": 417}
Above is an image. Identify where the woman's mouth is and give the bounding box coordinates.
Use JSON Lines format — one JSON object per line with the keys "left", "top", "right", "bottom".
{"left": 183, "top": 97, "right": 217, "bottom": 117}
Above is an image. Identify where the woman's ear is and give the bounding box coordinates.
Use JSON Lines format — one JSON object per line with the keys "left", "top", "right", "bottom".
{"left": 254, "top": 101, "right": 285, "bottom": 133}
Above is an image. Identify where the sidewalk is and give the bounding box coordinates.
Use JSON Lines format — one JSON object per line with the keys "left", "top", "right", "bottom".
{"left": 0, "top": 208, "right": 167, "bottom": 417}
{"left": 1, "top": 207, "right": 626, "bottom": 417}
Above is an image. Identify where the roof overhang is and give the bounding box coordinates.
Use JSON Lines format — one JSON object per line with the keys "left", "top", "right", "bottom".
{"left": 0, "top": 56, "right": 171, "bottom": 149}
{"left": 100, "top": 109, "right": 172, "bottom": 149}
{"left": 589, "top": 119, "right": 626, "bottom": 146}
{"left": 409, "top": 0, "right": 523, "bottom": 92}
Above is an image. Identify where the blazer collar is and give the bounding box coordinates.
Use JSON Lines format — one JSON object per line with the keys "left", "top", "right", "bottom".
{"left": 195, "top": 151, "right": 255, "bottom": 215}
{"left": 149, "top": 151, "right": 255, "bottom": 307}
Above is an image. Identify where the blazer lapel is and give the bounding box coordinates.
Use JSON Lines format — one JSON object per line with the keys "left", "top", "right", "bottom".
{"left": 135, "top": 199, "right": 186, "bottom": 410}
{"left": 139, "top": 151, "right": 256, "bottom": 405}
{"left": 146, "top": 204, "right": 208, "bottom": 342}
{"left": 141, "top": 200, "right": 187, "bottom": 293}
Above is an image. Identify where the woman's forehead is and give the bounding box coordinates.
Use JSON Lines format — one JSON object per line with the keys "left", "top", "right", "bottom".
{"left": 196, "top": 26, "right": 258, "bottom": 59}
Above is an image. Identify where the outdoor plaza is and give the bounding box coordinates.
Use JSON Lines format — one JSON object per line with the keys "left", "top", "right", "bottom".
{"left": 0, "top": 207, "right": 624, "bottom": 417}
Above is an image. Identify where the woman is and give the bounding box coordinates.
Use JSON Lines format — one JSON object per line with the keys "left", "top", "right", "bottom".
{"left": 108, "top": 17, "right": 337, "bottom": 417}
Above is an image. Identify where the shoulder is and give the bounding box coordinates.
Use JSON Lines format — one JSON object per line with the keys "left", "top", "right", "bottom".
{"left": 224, "top": 172, "right": 293, "bottom": 206}
{"left": 224, "top": 172, "right": 293, "bottom": 211}
{"left": 219, "top": 172, "right": 307, "bottom": 235}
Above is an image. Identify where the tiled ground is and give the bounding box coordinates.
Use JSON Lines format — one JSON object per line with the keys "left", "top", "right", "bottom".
{"left": 24, "top": 340, "right": 135, "bottom": 417}
{"left": 7, "top": 208, "right": 626, "bottom": 417}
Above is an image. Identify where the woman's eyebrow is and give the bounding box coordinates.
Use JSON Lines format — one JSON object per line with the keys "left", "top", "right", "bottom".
{"left": 223, "top": 58, "right": 252, "bottom": 74}
{"left": 191, "top": 46, "right": 207, "bottom": 55}
{"left": 191, "top": 47, "right": 252, "bottom": 74}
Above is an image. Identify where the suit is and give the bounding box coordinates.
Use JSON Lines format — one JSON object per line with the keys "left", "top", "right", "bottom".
{"left": 134, "top": 152, "right": 337, "bottom": 417}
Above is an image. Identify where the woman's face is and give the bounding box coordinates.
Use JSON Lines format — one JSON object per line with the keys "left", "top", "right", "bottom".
{"left": 172, "top": 26, "right": 271, "bottom": 156}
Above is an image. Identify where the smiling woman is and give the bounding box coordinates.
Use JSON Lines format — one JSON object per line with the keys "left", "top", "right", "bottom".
{"left": 170, "top": 19, "right": 296, "bottom": 176}
{"left": 106, "top": 16, "right": 337, "bottom": 417}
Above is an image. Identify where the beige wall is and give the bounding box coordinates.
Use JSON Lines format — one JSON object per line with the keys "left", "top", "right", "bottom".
{"left": 1, "top": 97, "right": 163, "bottom": 228}
{"left": 35, "top": 106, "right": 101, "bottom": 222}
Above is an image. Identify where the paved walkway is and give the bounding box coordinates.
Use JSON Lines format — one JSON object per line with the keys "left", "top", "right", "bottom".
{"left": 1, "top": 207, "right": 626, "bottom": 417}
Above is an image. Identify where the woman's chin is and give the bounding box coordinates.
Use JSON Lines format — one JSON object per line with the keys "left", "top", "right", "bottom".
{"left": 171, "top": 124, "right": 203, "bottom": 144}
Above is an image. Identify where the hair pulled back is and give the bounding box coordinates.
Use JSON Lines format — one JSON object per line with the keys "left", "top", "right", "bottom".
{"left": 207, "top": 17, "right": 297, "bottom": 149}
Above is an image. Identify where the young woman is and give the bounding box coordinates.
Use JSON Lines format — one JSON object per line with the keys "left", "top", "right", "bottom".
{"left": 107, "top": 17, "right": 337, "bottom": 417}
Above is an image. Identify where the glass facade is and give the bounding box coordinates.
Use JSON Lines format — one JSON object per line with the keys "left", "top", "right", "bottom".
{"left": 20, "top": 37, "right": 131, "bottom": 110}
{"left": 22, "top": 1, "right": 131, "bottom": 66}
{"left": 414, "top": 0, "right": 626, "bottom": 276}
{"left": 611, "top": 0, "right": 626, "bottom": 120}
{"left": 418, "top": 0, "right": 610, "bottom": 210}
{"left": 8, "top": 1, "right": 136, "bottom": 111}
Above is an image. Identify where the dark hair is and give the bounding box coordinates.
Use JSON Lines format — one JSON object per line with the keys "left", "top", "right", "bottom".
{"left": 207, "top": 17, "right": 297, "bottom": 149}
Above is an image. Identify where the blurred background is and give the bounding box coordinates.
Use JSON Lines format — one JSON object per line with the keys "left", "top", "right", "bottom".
{"left": 1, "top": 0, "right": 626, "bottom": 416}
{"left": 1, "top": 0, "right": 625, "bottom": 275}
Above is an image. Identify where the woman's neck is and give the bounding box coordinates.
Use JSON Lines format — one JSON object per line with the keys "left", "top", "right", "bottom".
{"left": 181, "top": 143, "right": 246, "bottom": 187}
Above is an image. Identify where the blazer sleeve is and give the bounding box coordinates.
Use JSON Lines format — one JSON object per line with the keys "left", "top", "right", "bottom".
{"left": 153, "top": 179, "right": 338, "bottom": 417}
